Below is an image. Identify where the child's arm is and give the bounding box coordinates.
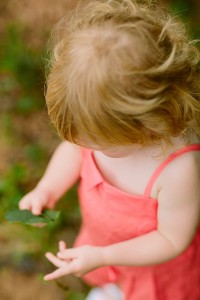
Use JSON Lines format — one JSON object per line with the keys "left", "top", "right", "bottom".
{"left": 19, "top": 141, "right": 82, "bottom": 215}
{"left": 44, "top": 154, "right": 200, "bottom": 280}
{"left": 102, "top": 156, "right": 200, "bottom": 266}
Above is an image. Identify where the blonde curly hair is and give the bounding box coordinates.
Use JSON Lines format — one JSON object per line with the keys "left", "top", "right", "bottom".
{"left": 46, "top": 0, "right": 200, "bottom": 146}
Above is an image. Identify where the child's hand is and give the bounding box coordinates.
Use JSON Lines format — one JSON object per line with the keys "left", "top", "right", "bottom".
{"left": 44, "top": 241, "right": 105, "bottom": 280}
{"left": 19, "top": 187, "right": 54, "bottom": 216}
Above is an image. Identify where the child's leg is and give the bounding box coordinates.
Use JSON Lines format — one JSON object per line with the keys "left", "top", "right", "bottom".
{"left": 85, "top": 283, "right": 124, "bottom": 300}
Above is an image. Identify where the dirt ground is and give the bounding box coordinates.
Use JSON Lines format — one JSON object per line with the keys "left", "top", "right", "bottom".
{"left": 0, "top": 268, "right": 63, "bottom": 300}
{"left": 0, "top": 267, "right": 86, "bottom": 300}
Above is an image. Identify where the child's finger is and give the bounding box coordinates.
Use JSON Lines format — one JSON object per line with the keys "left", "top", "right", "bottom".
{"left": 58, "top": 241, "right": 73, "bottom": 262}
{"left": 32, "top": 202, "right": 43, "bottom": 215}
{"left": 45, "top": 252, "right": 66, "bottom": 268}
{"left": 44, "top": 263, "right": 75, "bottom": 281}
{"left": 19, "top": 199, "right": 31, "bottom": 210}
{"left": 57, "top": 248, "right": 76, "bottom": 260}
{"left": 59, "top": 240, "right": 67, "bottom": 252}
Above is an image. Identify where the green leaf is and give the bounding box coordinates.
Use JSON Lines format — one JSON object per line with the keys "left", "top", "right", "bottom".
{"left": 43, "top": 210, "right": 61, "bottom": 221}
{"left": 5, "top": 209, "right": 61, "bottom": 225}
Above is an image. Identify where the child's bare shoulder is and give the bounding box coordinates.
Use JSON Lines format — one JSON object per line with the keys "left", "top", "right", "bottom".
{"left": 166, "top": 149, "right": 200, "bottom": 178}
{"left": 158, "top": 148, "right": 200, "bottom": 203}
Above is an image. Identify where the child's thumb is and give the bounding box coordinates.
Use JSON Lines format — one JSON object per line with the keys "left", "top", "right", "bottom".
{"left": 32, "top": 203, "right": 42, "bottom": 215}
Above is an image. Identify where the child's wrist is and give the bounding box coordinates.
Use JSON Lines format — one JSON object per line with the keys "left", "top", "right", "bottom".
{"left": 36, "top": 182, "right": 57, "bottom": 205}
{"left": 101, "top": 245, "right": 113, "bottom": 266}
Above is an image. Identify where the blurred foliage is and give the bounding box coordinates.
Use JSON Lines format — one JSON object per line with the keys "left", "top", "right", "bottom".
{"left": 0, "top": 18, "right": 84, "bottom": 300}
{"left": 169, "top": 0, "right": 200, "bottom": 39}
{"left": 5, "top": 209, "right": 61, "bottom": 225}
{"left": 0, "top": 25, "right": 44, "bottom": 114}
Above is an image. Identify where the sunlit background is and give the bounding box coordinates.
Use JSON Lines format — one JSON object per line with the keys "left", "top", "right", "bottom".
{"left": 0, "top": 1, "right": 199, "bottom": 299}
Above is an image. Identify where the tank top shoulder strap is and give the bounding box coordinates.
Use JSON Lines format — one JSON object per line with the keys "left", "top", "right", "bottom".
{"left": 144, "top": 144, "right": 200, "bottom": 198}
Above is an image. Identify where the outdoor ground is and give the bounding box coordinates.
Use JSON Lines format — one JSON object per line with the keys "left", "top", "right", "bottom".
{"left": 0, "top": 0, "right": 199, "bottom": 299}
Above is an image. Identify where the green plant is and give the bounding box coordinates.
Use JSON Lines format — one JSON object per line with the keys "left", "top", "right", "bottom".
{"left": 5, "top": 209, "right": 61, "bottom": 225}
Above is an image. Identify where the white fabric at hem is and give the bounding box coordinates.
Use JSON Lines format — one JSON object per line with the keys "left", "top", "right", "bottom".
{"left": 85, "top": 283, "right": 124, "bottom": 300}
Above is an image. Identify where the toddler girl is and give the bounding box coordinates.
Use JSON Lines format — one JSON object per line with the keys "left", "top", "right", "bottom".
{"left": 19, "top": 0, "right": 200, "bottom": 299}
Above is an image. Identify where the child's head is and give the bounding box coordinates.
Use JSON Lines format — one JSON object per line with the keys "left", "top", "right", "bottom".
{"left": 46, "top": 0, "right": 200, "bottom": 147}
